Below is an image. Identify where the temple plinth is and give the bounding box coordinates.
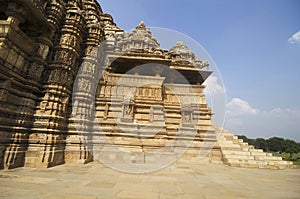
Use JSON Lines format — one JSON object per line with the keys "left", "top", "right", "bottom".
{"left": 0, "top": 0, "right": 293, "bottom": 170}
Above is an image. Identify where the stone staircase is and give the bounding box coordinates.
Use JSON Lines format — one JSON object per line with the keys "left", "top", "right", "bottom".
{"left": 216, "top": 128, "right": 294, "bottom": 169}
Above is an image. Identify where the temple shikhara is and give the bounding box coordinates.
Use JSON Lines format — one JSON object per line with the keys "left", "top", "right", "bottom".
{"left": 0, "top": 0, "right": 293, "bottom": 170}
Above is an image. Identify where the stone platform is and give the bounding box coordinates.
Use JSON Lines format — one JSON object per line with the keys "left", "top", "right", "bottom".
{"left": 215, "top": 128, "right": 294, "bottom": 169}
{"left": 0, "top": 0, "right": 293, "bottom": 171}
{"left": 0, "top": 160, "right": 299, "bottom": 199}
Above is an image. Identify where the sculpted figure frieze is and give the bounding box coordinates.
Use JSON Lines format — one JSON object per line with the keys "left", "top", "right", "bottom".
{"left": 0, "top": 0, "right": 293, "bottom": 171}
{"left": 28, "top": 63, "right": 44, "bottom": 80}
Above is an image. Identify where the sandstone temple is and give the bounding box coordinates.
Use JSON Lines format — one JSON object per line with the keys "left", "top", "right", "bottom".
{"left": 0, "top": 0, "right": 293, "bottom": 170}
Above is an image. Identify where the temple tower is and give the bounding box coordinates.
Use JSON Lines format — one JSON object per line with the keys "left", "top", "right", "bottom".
{"left": 0, "top": 0, "right": 294, "bottom": 170}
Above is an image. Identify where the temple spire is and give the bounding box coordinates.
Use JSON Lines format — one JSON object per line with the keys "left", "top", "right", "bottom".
{"left": 137, "top": 21, "right": 146, "bottom": 29}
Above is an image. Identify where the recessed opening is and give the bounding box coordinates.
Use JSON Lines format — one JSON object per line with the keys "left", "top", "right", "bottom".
{"left": 0, "top": 12, "right": 7, "bottom": 20}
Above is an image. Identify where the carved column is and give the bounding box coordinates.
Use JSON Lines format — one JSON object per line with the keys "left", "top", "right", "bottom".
{"left": 65, "top": 0, "right": 104, "bottom": 163}
{"left": 25, "top": 1, "right": 85, "bottom": 168}
{"left": 1, "top": 2, "right": 40, "bottom": 169}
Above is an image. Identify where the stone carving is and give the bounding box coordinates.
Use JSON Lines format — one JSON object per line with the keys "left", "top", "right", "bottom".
{"left": 60, "top": 35, "right": 76, "bottom": 47}
{"left": 55, "top": 50, "right": 68, "bottom": 62}
{"left": 48, "top": 69, "right": 60, "bottom": 82}
{"left": 54, "top": 50, "right": 76, "bottom": 66}
{"left": 0, "top": 79, "right": 12, "bottom": 102}
{"left": 169, "top": 41, "right": 209, "bottom": 69}
{"left": 181, "top": 105, "right": 194, "bottom": 127}
{"left": 103, "top": 103, "right": 109, "bottom": 120}
{"left": 28, "top": 63, "right": 44, "bottom": 79}
{"left": 101, "top": 13, "right": 123, "bottom": 41}
{"left": 37, "top": 44, "right": 49, "bottom": 59}
{"left": 149, "top": 105, "right": 165, "bottom": 124}
{"left": 0, "top": 0, "right": 293, "bottom": 171}
{"left": 89, "top": 47, "right": 98, "bottom": 58}
{"left": 116, "top": 21, "right": 161, "bottom": 53}
{"left": 82, "top": 62, "right": 95, "bottom": 74}
{"left": 0, "top": 89, "right": 8, "bottom": 101}
{"left": 121, "top": 98, "right": 134, "bottom": 122}
{"left": 78, "top": 78, "right": 91, "bottom": 92}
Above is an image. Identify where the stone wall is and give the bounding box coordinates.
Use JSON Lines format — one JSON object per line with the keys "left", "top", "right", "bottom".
{"left": 0, "top": 0, "right": 104, "bottom": 169}
{"left": 0, "top": 0, "right": 293, "bottom": 170}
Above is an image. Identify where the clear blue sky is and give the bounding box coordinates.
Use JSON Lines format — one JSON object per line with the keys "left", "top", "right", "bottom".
{"left": 98, "top": 0, "right": 300, "bottom": 141}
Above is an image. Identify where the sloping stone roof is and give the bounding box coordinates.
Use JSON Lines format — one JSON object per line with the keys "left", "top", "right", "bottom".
{"left": 169, "top": 41, "right": 209, "bottom": 69}
{"left": 115, "top": 21, "right": 162, "bottom": 53}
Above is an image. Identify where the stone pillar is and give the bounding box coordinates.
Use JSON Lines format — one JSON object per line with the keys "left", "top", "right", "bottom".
{"left": 25, "top": 2, "right": 86, "bottom": 168}
{"left": 66, "top": 50, "right": 101, "bottom": 163}
{"left": 2, "top": 2, "right": 33, "bottom": 169}
{"left": 65, "top": 0, "right": 104, "bottom": 163}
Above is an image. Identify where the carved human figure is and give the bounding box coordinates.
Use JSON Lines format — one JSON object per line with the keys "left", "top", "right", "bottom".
{"left": 104, "top": 103, "right": 109, "bottom": 119}
{"left": 124, "top": 103, "right": 131, "bottom": 116}
{"left": 37, "top": 44, "right": 49, "bottom": 59}
{"left": 184, "top": 113, "right": 191, "bottom": 123}
{"left": 61, "top": 36, "right": 68, "bottom": 45}
{"left": 28, "top": 63, "right": 44, "bottom": 79}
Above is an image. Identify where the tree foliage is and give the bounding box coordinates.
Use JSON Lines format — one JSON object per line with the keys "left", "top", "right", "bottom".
{"left": 237, "top": 135, "right": 300, "bottom": 153}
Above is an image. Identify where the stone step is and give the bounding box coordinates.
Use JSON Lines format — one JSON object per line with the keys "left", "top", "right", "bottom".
{"left": 219, "top": 143, "right": 241, "bottom": 148}
{"left": 228, "top": 162, "right": 292, "bottom": 170}
{"left": 254, "top": 156, "right": 282, "bottom": 161}
{"left": 239, "top": 142, "right": 249, "bottom": 146}
{"left": 217, "top": 128, "right": 295, "bottom": 169}
{"left": 225, "top": 159, "right": 293, "bottom": 168}
{"left": 249, "top": 149, "right": 264, "bottom": 153}
{"left": 232, "top": 139, "right": 240, "bottom": 144}
{"left": 220, "top": 147, "right": 243, "bottom": 151}
{"left": 224, "top": 155, "right": 255, "bottom": 161}
{"left": 241, "top": 147, "right": 250, "bottom": 151}
{"left": 224, "top": 157, "right": 256, "bottom": 163}
{"left": 226, "top": 161, "right": 256, "bottom": 166}
{"left": 268, "top": 160, "right": 293, "bottom": 166}
{"left": 222, "top": 151, "right": 251, "bottom": 156}
{"left": 250, "top": 151, "right": 267, "bottom": 156}
{"left": 252, "top": 147, "right": 267, "bottom": 151}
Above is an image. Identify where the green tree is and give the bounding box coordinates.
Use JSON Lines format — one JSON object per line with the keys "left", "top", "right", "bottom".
{"left": 267, "top": 137, "right": 286, "bottom": 152}
{"left": 285, "top": 139, "right": 300, "bottom": 154}
{"left": 236, "top": 135, "right": 300, "bottom": 154}
{"left": 256, "top": 138, "right": 268, "bottom": 151}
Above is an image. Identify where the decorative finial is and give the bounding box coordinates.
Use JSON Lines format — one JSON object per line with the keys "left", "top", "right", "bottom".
{"left": 176, "top": 41, "right": 184, "bottom": 46}
{"left": 137, "top": 21, "right": 146, "bottom": 29}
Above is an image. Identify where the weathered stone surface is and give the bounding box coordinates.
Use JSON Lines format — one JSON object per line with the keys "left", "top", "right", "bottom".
{"left": 215, "top": 127, "right": 294, "bottom": 169}
{"left": 0, "top": 0, "right": 293, "bottom": 170}
{"left": 0, "top": 161, "right": 299, "bottom": 199}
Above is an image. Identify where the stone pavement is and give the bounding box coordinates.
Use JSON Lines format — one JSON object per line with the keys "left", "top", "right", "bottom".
{"left": 0, "top": 161, "right": 299, "bottom": 199}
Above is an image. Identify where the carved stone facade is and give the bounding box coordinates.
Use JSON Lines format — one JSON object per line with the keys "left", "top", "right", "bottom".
{"left": 0, "top": 0, "right": 293, "bottom": 170}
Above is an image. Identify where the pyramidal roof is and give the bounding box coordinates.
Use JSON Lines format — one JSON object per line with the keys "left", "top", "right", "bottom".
{"left": 169, "top": 41, "right": 209, "bottom": 69}
{"left": 116, "top": 21, "right": 162, "bottom": 53}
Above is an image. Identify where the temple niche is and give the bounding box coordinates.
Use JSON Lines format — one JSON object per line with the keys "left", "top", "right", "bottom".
{"left": 0, "top": 0, "right": 293, "bottom": 170}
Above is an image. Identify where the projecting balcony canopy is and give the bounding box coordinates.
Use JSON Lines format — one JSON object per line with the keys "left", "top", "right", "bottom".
{"left": 105, "top": 54, "right": 212, "bottom": 85}
{"left": 103, "top": 21, "right": 212, "bottom": 85}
